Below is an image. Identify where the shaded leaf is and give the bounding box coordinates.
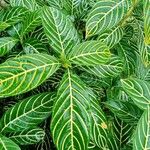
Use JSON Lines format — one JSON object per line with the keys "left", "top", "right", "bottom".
{"left": 0, "top": 135, "right": 21, "bottom": 150}
{"left": 0, "top": 37, "right": 18, "bottom": 56}
{"left": 0, "top": 93, "right": 54, "bottom": 133}
{"left": 9, "top": 128, "right": 45, "bottom": 145}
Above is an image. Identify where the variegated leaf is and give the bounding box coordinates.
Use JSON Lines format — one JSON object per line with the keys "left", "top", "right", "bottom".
{"left": 0, "top": 135, "right": 21, "bottom": 150}
{"left": 0, "top": 37, "right": 18, "bottom": 56}
{"left": 98, "top": 26, "right": 124, "bottom": 48}
{"left": 133, "top": 107, "right": 150, "bottom": 150}
{"left": 51, "top": 69, "right": 90, "bottom": 150}
{"left": 0, "top": 54, "right": 60, "bottom": 97}
{"left": 81, "top": 56, "right": 123, "bottom": 78}
{"left": 10, "top": 0, "right": 39, "bottom": 11}
{"left": 9, "top": 128, "right": 45, "bottom": 145}
{"left": 68, "top": 41, "right": 111, "bottom": 66}
{"left": 121, "top": 78, "right": 150, "bottom": 110}
{"left": 86, "top": 0, "right": 132, "bottom": 37}
{"left": 42, "top": 6, "right": 80, "bottom": 55}
{"left": 144, "top": 0, "right": 150, "bottom": 45}
{"left": 0, "top": 93, "right": 54, "bottom": 133}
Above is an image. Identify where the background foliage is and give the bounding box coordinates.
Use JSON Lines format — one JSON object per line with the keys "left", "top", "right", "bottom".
{"left": 0, "top": 0, "right": 150, "bottom": 150}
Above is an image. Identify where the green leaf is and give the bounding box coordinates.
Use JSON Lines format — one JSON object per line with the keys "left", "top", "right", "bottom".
{"left": 51, "top": 69, "right": 90, "bottom": 150}
{"left": 7, "top": 23, "right": 22, "bottom": 39}
{"left": 23, "top": 38, "right": 47, "bottom": 54}
{"left": 81, "top": 56, "right": 123, "bottom": 78}
{"left": 121, "top": 78, "right": 150, "bottom": 110}
{"left": 0, "top": 93, "right": 54, "bottom": 133}
{"left": 68, "top": 41, "right": 111, "bottom": 66}
{"left": 105, "top": 100, "right": 143, "bottom": 124}
{"left": 98, "top": 26, "right": 124, "bottom": 48}
{"left": 0, "top": 135, "right": 21, "bottom": 150}
{"left": 144, "top": 0, "right": 150, "bottom": 45}
{"left": 0, "top": 7, "right": 28, "bottom": 31}
{"left": 20, "top": 11, "right": 41, "bottom": 37}
{"left": 86, "top": 0, "right": 132, "bottom": 37}
{"left": 0, "top": 54, "right": 60, "bottom": 97}
{"left": 42, "top": 6, "right": 80, "bottom": 55}
{"left": 88, "top": 89, "right": 109, "bottom": 149}
{"left": 112, "top": 116, "right": 134, "bottom": 149}
{"left": 0, "top": 37, "right": 18, "bottom": 56}
{"left": 116, "top": 40, "right": 138, "bottom": 76}
{"left": 10, "top": 0, "right": 39, "bottom": 11}
{"left": 9, "top": 128, "right": 45, "bottom": 145}
{"left": 133, "top": 107, "right": 150, "bottom": 150}
{"left": 62, "top": 0, "right": 89, "bottom": 18}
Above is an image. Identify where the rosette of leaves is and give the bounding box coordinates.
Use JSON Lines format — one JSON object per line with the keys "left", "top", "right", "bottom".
{"left": 0, "top": 0, "right": 150, "bottom": 150}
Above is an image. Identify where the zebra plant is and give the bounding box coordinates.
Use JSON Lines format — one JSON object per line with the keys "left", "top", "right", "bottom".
{"left": 0, "top": 0, "right": 150, "bottom": 150}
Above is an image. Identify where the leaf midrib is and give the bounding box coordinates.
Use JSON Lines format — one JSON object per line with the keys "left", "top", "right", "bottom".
{"left": 87, "top": 0, "right": 125, "bottom": 35}
{"left": 0, "top": 62, "right": 60, "bottom": 85}
{"left": 0, "top": 95, "right": 52, "bottom": 133}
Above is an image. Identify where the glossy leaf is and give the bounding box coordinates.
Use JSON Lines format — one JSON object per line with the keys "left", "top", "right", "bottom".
{"left": 0, "top": 54, "right": 60, "bottom": 97}
{"left": 68, "top": 41, "right": 111, "bottom": 66}
{"left": 42, "top": 6, "right": 80, "bottom": 55}
{"left": 86, "top": 0, "right": 132, "bottom": 37}
{"left": 9, "top": 128, "right": 45, "bottom": 145}
{"left": 121, "top": 78, "right": 150, "bottom": 110}
{"left": 0, "top": 135, "right": 21, "bottom": 150}
{"left": 10, "top": 0, "right": 39, "bottom": 11}
{"left": 81, "top": 56, "right": 123, "bottom": 78}
{"left": 0, "top": 37, "right": 18, "bottom": 56}
{"left": 0, "top": 93, "right": 54, "bottom": 133}
{"left": 51, "top": 69, "right": 90, "bottom": 150}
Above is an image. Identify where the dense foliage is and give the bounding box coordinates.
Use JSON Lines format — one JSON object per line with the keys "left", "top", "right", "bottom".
{"left": 0, "top": 0, "right": 150, "bottom": 150}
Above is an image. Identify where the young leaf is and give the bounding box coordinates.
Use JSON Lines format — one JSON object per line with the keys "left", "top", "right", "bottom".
{"left": 144, "top": 0, "right": 150, "bottom": 45}
{"left": 9, "top": 128, "right": 45, "bottom": 145}
{"left": 0, "top": 135, "right": 21, "bottom": 150}
{"left": 133, "top": 107, "right": 150, "bottom": 150}
{"left": 68, "top": 41, "right": 111, "bottom": 66}
{"left": 86, "top": 0, "right": 132, "bottom": 37}
{"left": 121, "top": 78, "right": 150, "bottom": 110}
{"left": 81, "top": 56, "right": 123, "bottom": 78}
{"left": 0, "top": 37, "right": 18, "bottom": 56}
{"left": 42, "top": 6, "right": 80, "bottom": 55}
{"left": 51, "top": 69, "right": 90, "bottom": 150}
{"left": 0, "top": 93, "right": 54, "bottom": 133}
{"left": 10, "top": 0, "right": 39, "bottom": 11}
{"left": 0, "top": 54, "right": 60, "bottom": 97}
